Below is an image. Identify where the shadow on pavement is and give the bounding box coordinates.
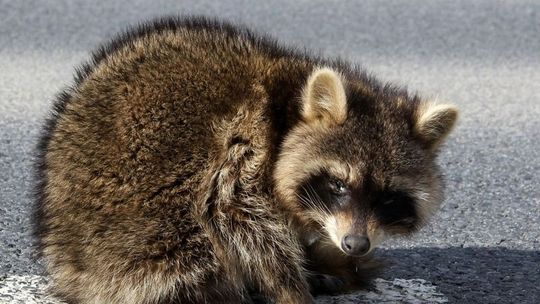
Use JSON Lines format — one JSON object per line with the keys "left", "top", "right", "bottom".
{"left": 378, "top": 247, "right": 539, "bottom": 303}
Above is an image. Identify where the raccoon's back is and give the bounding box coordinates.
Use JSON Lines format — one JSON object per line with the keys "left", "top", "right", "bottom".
{"left": 37, "top": 19, "right": 262, "bottom": 206}
{"left": 33, "top": 18, "right": 296, "bottom": 254}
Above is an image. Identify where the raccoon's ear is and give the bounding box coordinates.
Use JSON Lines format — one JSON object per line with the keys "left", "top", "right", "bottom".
{"left": 414, "top": 102, "right": 459, "bottom": 149}
{"left": 301, "top": 67, "right": 347, "bottom": 126}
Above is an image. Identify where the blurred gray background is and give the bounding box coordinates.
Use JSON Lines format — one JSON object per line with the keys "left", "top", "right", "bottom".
{"left": 1, "top": 0, "right": 539, "bottom": 303}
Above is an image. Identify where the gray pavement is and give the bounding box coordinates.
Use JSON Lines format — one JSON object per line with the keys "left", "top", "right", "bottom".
{"left": 1, "top": 0, "right": 539, "bottom": 303}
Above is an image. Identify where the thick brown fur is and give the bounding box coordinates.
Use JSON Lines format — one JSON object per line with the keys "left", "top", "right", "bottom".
{"left": 35, "top": 16, "right": 458, "bottom": 304}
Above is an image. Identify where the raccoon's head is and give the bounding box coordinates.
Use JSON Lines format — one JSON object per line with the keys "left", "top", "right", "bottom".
{"left": 274, "top": 67, "right": 458, "bottom": 256}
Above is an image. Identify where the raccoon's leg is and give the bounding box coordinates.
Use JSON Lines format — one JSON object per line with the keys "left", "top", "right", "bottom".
{"left": 40, "top": 194, "right": 248, "bottom": 303}
{"left": 198, "top": 138, "right": 313, "bottom": 304}
{"left": 306, "top": 258, "right": 381, "bottom": 294}
{"left": 304, "top": 240, "right": 382, "bottom": 294}
{"left": 165, "top": 273, "right": 255, "bottom": 304}
{"left": 306, "top": 273, "right": 345, "bottom": 295}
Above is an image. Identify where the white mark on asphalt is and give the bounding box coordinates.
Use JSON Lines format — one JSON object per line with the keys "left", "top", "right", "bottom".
{"left": 318, "top": 278, "right": 448, "bottom": 303}
{"left": 0, "top": 274, "right": 62, "bottom": 304}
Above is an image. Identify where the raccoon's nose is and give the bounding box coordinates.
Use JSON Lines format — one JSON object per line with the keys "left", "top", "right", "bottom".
{"left": 341, "top": 235, "right": 370, "bottom": 256}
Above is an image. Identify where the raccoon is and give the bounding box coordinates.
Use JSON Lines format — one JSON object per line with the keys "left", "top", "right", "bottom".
{"left": 34, "top": 16, "right": 458, "bottom": 304}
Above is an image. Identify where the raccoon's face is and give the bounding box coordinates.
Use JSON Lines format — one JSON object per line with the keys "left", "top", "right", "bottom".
{"left": 274, "top": 67, "right": 458, "bottom": 256}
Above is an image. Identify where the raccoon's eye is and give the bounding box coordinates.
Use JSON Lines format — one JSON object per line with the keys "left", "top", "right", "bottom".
{"left": 379, "top": 191, "right": 411, "bottom": 206}
{"left": 374, "top": 190, "right": 418, "bottom": 229}
{"left": 382, "top": 198, "right": 395, "bottom": 205}
{"left": 328, "top": 179, "right": 347, "bottom": 196}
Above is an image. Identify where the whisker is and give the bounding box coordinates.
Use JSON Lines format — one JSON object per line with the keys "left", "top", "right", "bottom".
{"left": 307, "top": 184, "right": 330, "bottom": 214}
{"left": 296, "top": 188, "right": 327, "bottom": 224}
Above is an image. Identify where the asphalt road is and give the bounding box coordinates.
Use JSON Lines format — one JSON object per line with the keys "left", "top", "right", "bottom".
{"left": 1, "top": 0, "right": 539, "bottom": 303}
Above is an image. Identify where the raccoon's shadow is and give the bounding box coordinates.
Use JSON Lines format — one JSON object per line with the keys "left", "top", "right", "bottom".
{"left": 378, "top": 247, "right": 539, "bottom": 303}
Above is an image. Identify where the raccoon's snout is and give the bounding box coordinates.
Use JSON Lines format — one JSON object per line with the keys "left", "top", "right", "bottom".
{"left": 341, "top": 234, "right": 370, "bottom": 256}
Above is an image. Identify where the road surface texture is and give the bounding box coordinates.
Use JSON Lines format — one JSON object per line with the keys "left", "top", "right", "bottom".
{"left": 1, "top": 0, "right": 539, "bottom": 303}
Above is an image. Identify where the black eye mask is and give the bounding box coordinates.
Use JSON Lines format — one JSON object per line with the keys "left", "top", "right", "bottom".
{"left": 373, "top": 190, "right": 418, "bottom": 229}
{"left": 298, "top": 172, "right": 350, "bottom": 211}
{"left": 298, "top": 174, "right": 333, "bottom": 209}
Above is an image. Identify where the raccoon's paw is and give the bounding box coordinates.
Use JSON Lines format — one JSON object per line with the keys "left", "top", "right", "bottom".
{"left": 307, "top": 273, "right": 345, "bottom": 295}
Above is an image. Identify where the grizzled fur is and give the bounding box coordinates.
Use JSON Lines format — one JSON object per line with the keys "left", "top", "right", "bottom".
{"left": 35, "top": 16, "right": 458, "bottom": 304}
